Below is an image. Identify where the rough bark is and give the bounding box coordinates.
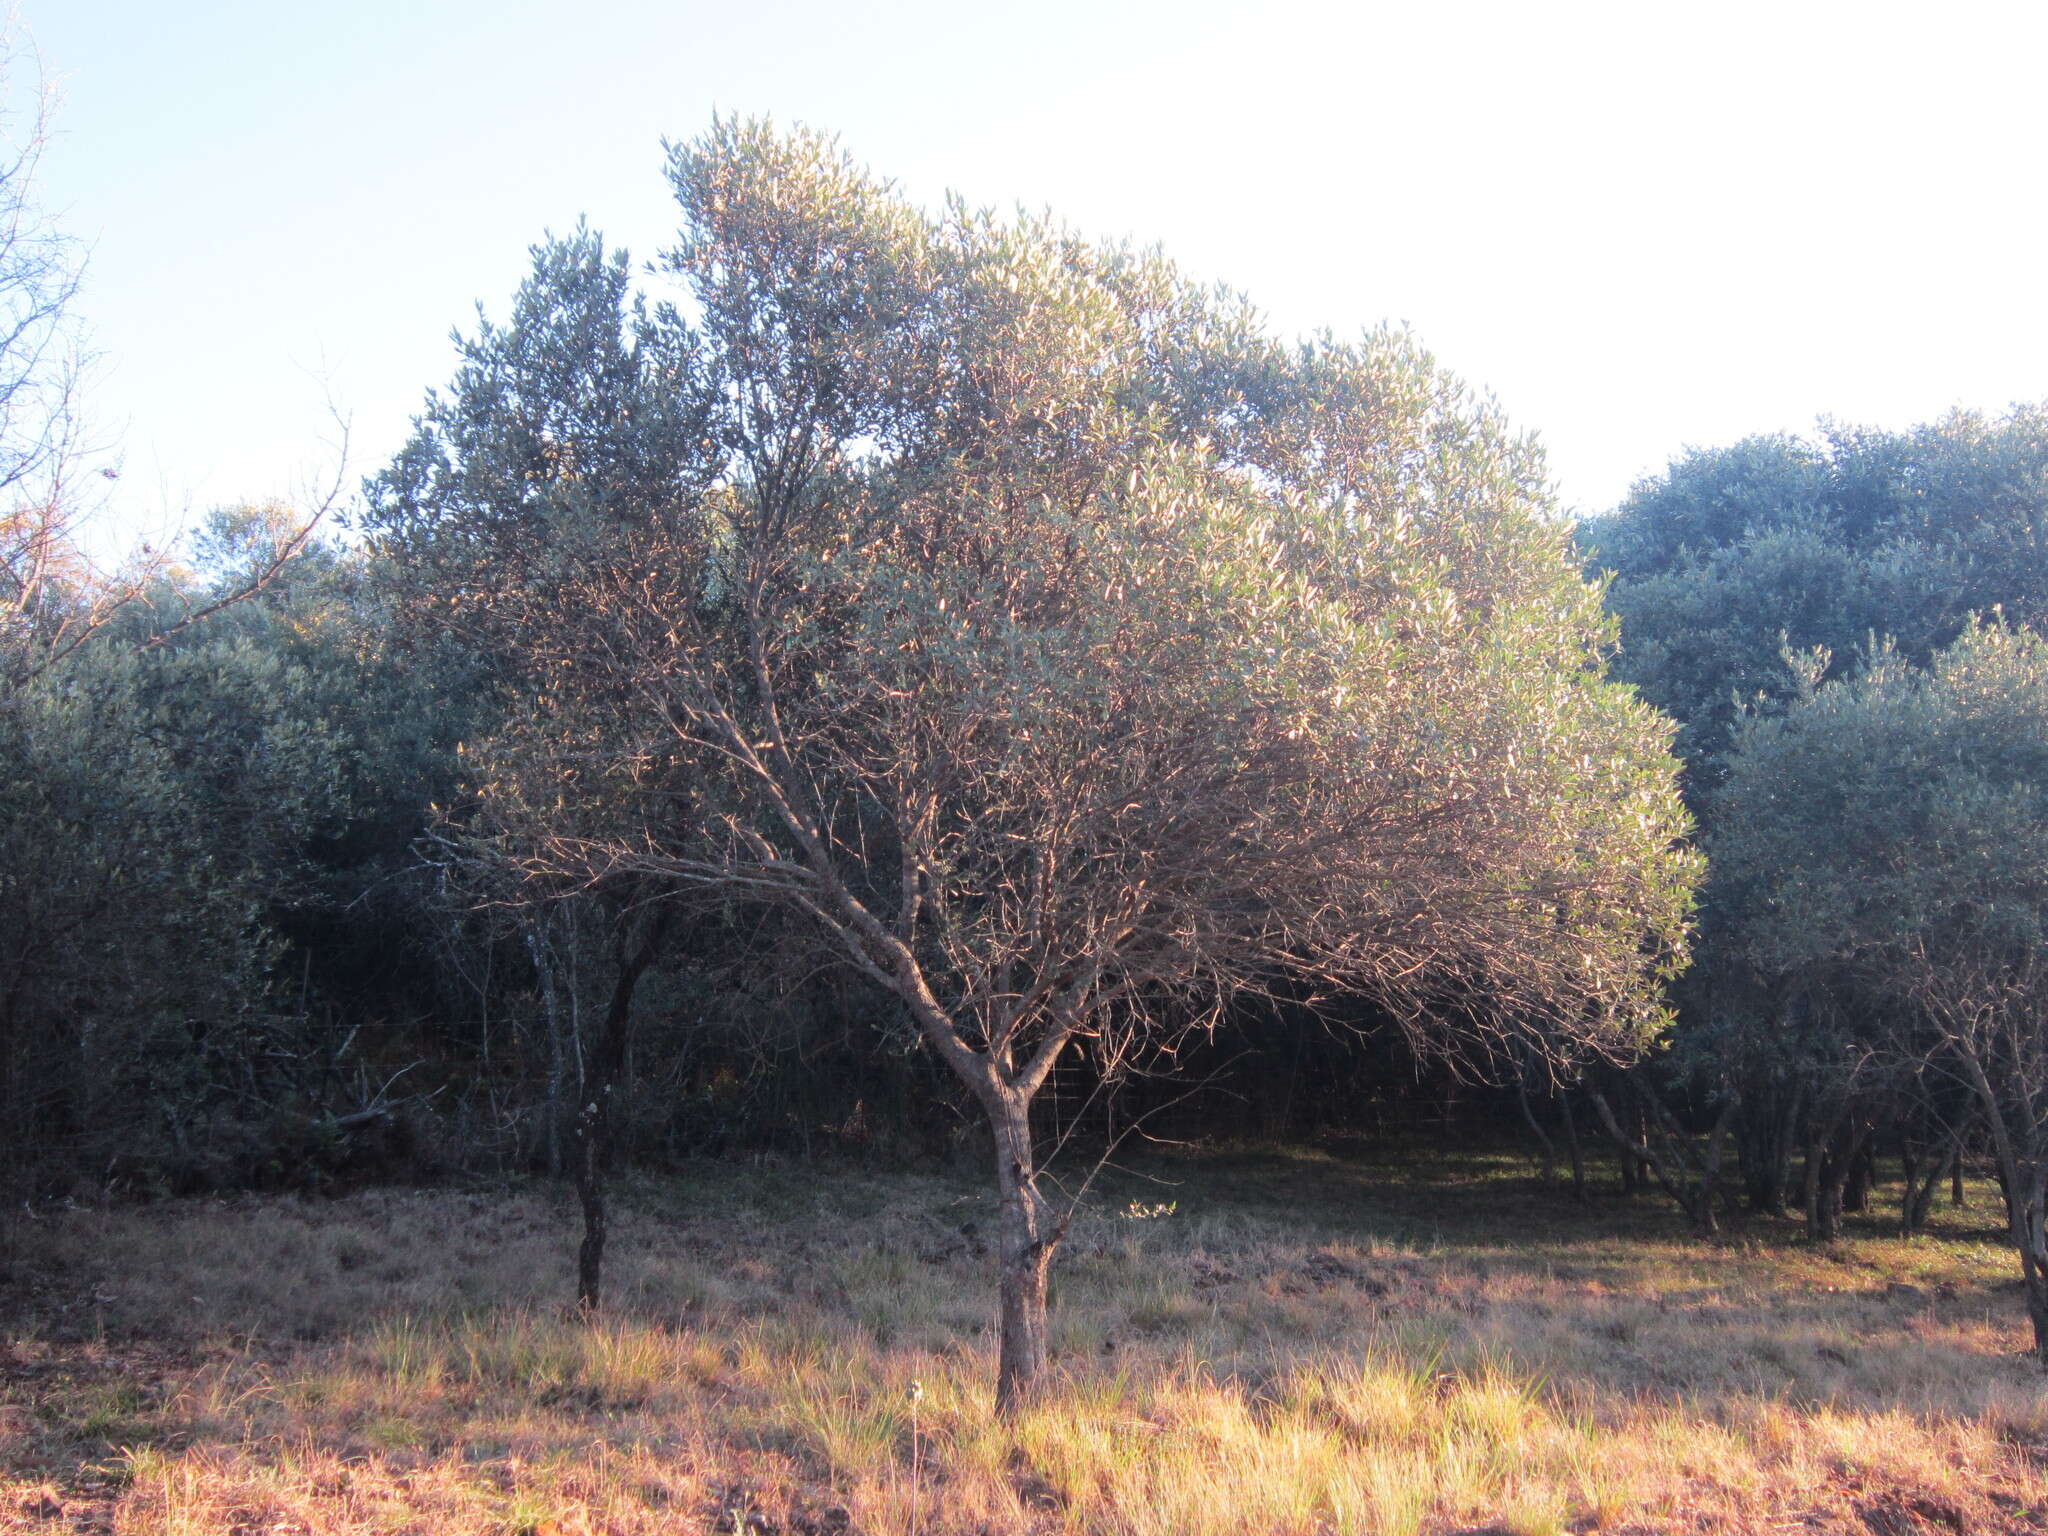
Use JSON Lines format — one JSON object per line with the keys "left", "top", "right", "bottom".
{"left": 1617, "top": 1136, "right": 1641, "bottom": 1195}
{"left": 1802, "top": 1124, "right": 1825, "bottom": 1237}
{"left": 524, "top": 923, "right": 568, "bottom": 1177}
{"left": 1801, "top": 1100, "right": 1849, "bottom": 1241}
{"left": 1696, "top": 1092, "right": 1739, "bottom": 1231}
{"left": 1738, "top": 1086, "right": 1801, "bottom": 1217}
{"left": 1997, "top": 1167, "right": 2048, "bottom": 1360}
{"left": 1769, "top": 1084, "right": 1804, "bottom": 1216}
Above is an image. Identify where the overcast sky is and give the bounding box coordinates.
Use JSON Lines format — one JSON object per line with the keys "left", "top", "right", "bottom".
{"left": 32, "top": 0, "right": 2048, "bottom": 550}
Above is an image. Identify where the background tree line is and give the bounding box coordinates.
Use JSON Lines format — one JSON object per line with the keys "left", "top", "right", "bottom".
{"left": 1580, "top": 411, "right": 2048, "bottom": 1353}
{"left": 11, "top": 113, "right": 2048, "bottom": 1385}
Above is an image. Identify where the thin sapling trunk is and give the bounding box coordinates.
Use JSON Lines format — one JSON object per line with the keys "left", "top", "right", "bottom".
{"left": 576, "top": 906, "right": 669, "bottom": 1314}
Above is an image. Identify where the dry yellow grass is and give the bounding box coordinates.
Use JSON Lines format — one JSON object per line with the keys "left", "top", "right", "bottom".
{"left": 2, "top": 1144, "right": 2045, "bottom": 1534}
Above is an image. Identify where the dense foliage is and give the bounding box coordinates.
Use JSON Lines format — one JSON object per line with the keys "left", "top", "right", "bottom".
{"left": 1583, "top": 410, "right": 2048, "bottom": 769}
{"left": 14, "top": 74, "right": 2048, "bottom": 1392}
{"left": 1588, "top": 412, "right": 2048, "bottom": 1330}
{"left": 1714, "top": 625, "right": 2048, "bottom": 1351}
{"left": 365, "top": 121, "right": 1697, "bottom": 1404}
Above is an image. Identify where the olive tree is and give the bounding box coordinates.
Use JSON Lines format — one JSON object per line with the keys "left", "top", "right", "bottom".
{"left": 0, "top": 31, "right": 335, "bottom": 1191}
{"left": 1716, "top": 624, "right": 2048, "bottom": 1352}
{"left": 0, "top": 537, "right": 366, "bottom": 1190}
{"left": 368, "top": 224, "right": 710, "bottom": 1306}
{"left": 1580, "top": 410, "right": 2048, "bottom": 1225}
{"left": 1583, "top": 409, "right": 2048, "bottom": 772}
{"left": 378, "top": 121, "right": 1698, "bottom": 1412}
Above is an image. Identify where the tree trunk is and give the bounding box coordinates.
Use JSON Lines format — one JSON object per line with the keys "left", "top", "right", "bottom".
{"left": 1560, "top": 1091, "right": 1587, "bottom": 1204}
{"left": 1737, "top": 1113, "right": 1775, "bottom": 1215}
{"left": 1770, "top": 1083, "right": 1805, "bottom": 1217}
{"left": 1588, "top": 1083, "right": 1720, "bottom": 1232}
{"left": 2025, "top": 1187, "right": 2048, "bottom": 1364}
{"left": 1842, "top": 1138, "right": 1874, "bottom": 1213}
{"left": 1810, "top": 1135, "right": 1861, "bottom": 1242}
{"left": 1803, "top": 1101, "right": 1850, "bottom": 1242}
{"left": 1738, "top": 1082, "right": 1800, "bottom": 1217}
{"left": 1994, "top": 1161, "right": 2048, "bottom": 1360}
{"left": 1736, "top": 1081, "right": 1784, "bottom": 1216}
{"left": 1633, "top": 1101, "right": 1655, "bottom": 1190}
{"left": 575, "top": 908, "right": 667, "bottom": 1315}
{"left": 526, "top": 924, "right": 566, "bottom": 1176}
{"left": 1957, "top": 1055, "right": 2048, "bottom": 1364}
{"left": 988, "top": 1089, "right": 1058, "bottom": 1415}
{"left": 1813, "top": 1172, "right": 1843, "bottom": 1241}
{"left": 1516, "top": 1068, "right": 1556, "bottom": 1183}
{"left": 1696, "top": 1091, "right": 1738, "bottom": 1232}
{"left": 1901, "top": 1137, "right": 1954, "bottom": 1238}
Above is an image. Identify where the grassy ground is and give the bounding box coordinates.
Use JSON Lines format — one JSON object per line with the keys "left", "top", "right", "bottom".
{"left": 2, "top": 1140, "right": 2046, "bottom": 1535}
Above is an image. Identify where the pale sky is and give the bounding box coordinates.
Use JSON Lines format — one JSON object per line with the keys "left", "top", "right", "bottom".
{"left": 32, "top": 0, "right": 2048, "bottom": 550}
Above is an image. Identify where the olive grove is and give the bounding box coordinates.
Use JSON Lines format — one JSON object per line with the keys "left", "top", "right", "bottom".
{"left": 1715, "top": 625, "right": 2048, "bottom": 1352}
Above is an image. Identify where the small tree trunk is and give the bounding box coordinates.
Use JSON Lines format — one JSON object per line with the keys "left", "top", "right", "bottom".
{"left": 1901, "top": 1138, "right": 1953, "bottom": 1238}
{"left": 2026, "top": 1205, "right": 2048, "bottom": 1364}
{"left": 1560, "top": 1091, "right": 1587, "bottom": 1204}
{"left": 1695, "top": 1092, "right": 1739, "bottom": 1232}
{"left": 575, "top": 909, "right": 666, "bottom": 1315}
{"left": 1814, "top": 1175, "right": 1843, "bottom": 1241}
{"left": 1595, "top": 1080, "right": 1644, "bottom": 1196}
{"left": 1516, "top": 1069, "right": 1556, "bottom": 1183}
{"left": 1760, "top": 1140, "right": 1792, "bottom": 1216}
{"left": 1957, "top": 1056, "right": 2048, "bottom": 1364}
{"left": 526, "top": 924, "right": 566, "bottom": 1176}
{"left": 988, "top": 1089, "right": 1058, "bottom": 1415}
{"left": 1843, "top": 1138, "right": 1874, "bottom": 1213}
{"left": 1588, "top": 1084, "right": 1715, "bottom": 1231}
{"left": 1769, "top": 1083, "right": 1805, "bottom": 1217}
{"left": 1802, "top": 1131, "right": 1824, "bottom": 1238}
{"left": 1807, "top": 1122, "right": 1863, "bottom": 1243}
{"left": 1741, "top": 1079, "right": 1803, "bottom": 1217}
{"left": 1994, "top": 1161, "right": 2048, "bottom": 1360}
{"left": 1803, "top": 1100, "right": 1848, "bottom": 1242}
{"left": 1737, "top": 1114, "right": 1774, "bottom": 1215}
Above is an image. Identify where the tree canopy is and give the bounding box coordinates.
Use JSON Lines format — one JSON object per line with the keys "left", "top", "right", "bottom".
{"left": 1582, "top": 409, "right": 2048, "bottom": 1236}
{"left": 370, "top": 119, "right": 1700, "bottom": 1407}
{"left": 1581, "top": 409, "right": 2048, "bottom": 769}
{"left": 1714, "top": 622, "right": 2048, "bottom": 1347}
